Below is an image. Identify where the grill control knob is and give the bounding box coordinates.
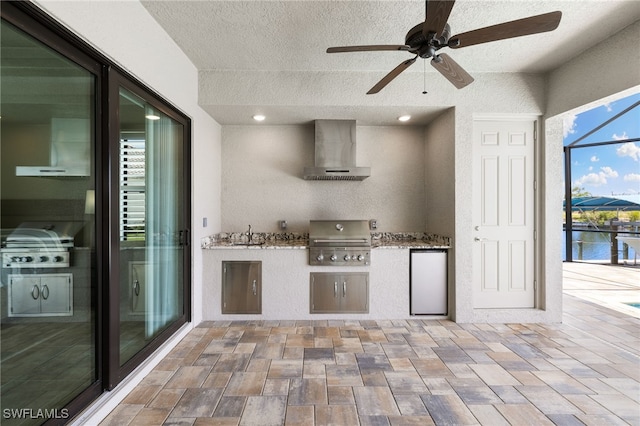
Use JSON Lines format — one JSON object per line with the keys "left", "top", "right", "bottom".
{"left": 39, "top": 256, "right": 49, "bottom": 262}
{"left": 53, "top": 256, "right": 64, "bottom": 263}
{"left": 344, "top": 255, "right": 351, "bottom": 261}
{"left": 330, "top": 254, "right": 337, "bottom": 261}
{"left": 22, "top": 256, "right": 33, "bottom": 263}
{"left": 357, "top": 255, "right": 365, "bottom": 261}
{"left": 316, "top": 254, "right": 324, "bottom": 262}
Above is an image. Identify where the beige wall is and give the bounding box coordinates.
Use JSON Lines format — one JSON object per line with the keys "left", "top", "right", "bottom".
{"left": 221, "top": 124, "right": 427, "bottom": 233}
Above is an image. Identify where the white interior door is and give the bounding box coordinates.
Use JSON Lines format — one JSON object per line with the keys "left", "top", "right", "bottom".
{"left": 472, "top": 118, "right": 536, "bottom": 308}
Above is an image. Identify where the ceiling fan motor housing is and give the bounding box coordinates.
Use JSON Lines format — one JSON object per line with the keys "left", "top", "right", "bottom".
{"left": 406, "top": 22, "right": 452, "bottom": 58}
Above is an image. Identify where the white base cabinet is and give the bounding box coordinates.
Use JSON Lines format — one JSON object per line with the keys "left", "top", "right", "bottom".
{"left": 8, "top": 273, "right": 73, "bottom": 317}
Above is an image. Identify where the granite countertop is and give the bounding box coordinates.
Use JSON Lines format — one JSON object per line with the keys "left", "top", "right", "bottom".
{"left": 201, "top": 232, "right": 450, "bottom": 250}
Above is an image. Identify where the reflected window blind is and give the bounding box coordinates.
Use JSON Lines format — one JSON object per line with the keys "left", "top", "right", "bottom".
{"left": 120, "top": 138, "right": 146, "bottom": 241}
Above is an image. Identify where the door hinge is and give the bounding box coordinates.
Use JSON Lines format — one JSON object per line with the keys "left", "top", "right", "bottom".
{"left": 534, "top": 280, "right": 537, "bottom": 291}
{"left": 534, "top": 180, "right": 537, "bottom": 190}
{"left": 534, "top": 230, "right": 537, "bottom": 240}
{"left": 533, "top": 122, "right": 537, "bottom": 141}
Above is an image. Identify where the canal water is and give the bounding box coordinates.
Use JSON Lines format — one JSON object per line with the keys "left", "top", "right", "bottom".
{"left": 562, "top": 230, "right": 638, "bottom": 261}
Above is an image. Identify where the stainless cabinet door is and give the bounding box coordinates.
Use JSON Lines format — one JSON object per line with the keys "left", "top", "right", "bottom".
{"left": 40, "top": 274, "right": 73, "bottom": 315}
{"left": 310, "top": 273, "right": 341, "bottom": 313}
{"left": 310, "top": 272, "right": 368, "bottom": 313}
{"left": 341, "top": 273, "right": 369, "bottom": 313}
{"left": 222, "top": 261, "right": 261, "bottom": 314}
{"left": 9, "top": 276, "right": 41, "bottom": 316}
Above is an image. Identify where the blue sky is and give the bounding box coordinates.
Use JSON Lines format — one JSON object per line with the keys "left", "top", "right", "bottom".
{"left": 563, "top": 92, "right": 640, "bottom": 204}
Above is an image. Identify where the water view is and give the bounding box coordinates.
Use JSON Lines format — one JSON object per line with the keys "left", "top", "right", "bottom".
{"left": 562, "top": 230, "right": 638, "bottom": 262}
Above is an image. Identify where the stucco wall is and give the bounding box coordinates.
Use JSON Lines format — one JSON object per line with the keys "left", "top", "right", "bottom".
{"left": 546, "top": 20, "right": 640, "bottom": 118}
{"left": 221, "top": 124, "right": 427, "bottom": 233}
{"left": 424, "top": 108, "right": 456, "bottom": 317}
{"left": 33, "top": 0, "right": 223, "bottom": 324}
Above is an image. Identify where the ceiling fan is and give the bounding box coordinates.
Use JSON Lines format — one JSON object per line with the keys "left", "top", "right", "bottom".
{"left": 327, "top": 0, "right": 562, "bottom": 94}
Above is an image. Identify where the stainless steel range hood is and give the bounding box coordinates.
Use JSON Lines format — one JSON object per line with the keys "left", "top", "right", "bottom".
{"left": 303, "top": 120, "right": 370, "bottom": 181}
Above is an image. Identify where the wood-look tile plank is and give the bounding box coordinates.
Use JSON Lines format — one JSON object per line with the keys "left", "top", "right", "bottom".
{"left": 469, "top": 363, "right": 521, "bottom": 386}
{"left": 325, "top": 365, "right": 364, "bottom": 387}
{"left": 263, "top": 378, "right": 290, "bottom": 396}
{"left": 129, "top": 407, "right": 171, "bottom": 425}
{"left": 495, "top": 403, "right": 555, "bottom": 425}
{"left": 213, "top": 396, "right": 246, "bottom": 418}
{"left": 315, "top": 405, "right": 359, "bottom": 426}
{"left": 420, "top": 394, "right": 477, "bottom": 425}
{"left": 467, "top": 404, "right": 510, "bottom": 426}
{"left": 285, "top": 405, "right": 315, "bottom": 426}
{"left": 384, "top": 371, "right": 429, "bottom": 395}
{"left": 287, "top": 378, "right": 327, "bottom": 405}
{"left": 239, "top": 395, "right": 287, "bottom": 426}
{"left": 148, "top": 388, "right": 187, "bottom": 410}
{"left": 353, "top": 386, "right": 401, "bottom": 416}
{"left": 327, "top": 386, "right": 355, "bottom": 405}
{"left": 165, "top": 366, "right": 212, "bottom": 389}
{"left": 170, "top": 388, "right": 223, "bottom": 418}
{"left": 224, "top": 372, "right": 267, "bottom": 396}
{"left": 393, "top": 394, "right": 429, "bottom": 416}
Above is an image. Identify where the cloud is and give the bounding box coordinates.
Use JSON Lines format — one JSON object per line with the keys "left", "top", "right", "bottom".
{"left": 590, "top": 156, "right": 599, "bottom": 162}
{"left": 574, "top": 166, "right": 619, "bottom": 187}
{"left": 563, "top": 114, "right": 577, "bottom": 139}
{"left": 616, "top": 142, "right": 640, "bottom": 161}
{"left": 612, "top": 132, "right": 629, "bottom": 141}
{"left": 624, "top": 173, "right": 640, "bottom": 182}
{"left": 599, "top": 166, "right": 618, "bottom": 178}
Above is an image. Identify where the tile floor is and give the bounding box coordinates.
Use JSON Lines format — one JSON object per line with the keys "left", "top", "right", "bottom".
{"left": 100, "top": 291, "right": 640, "bottom": 426}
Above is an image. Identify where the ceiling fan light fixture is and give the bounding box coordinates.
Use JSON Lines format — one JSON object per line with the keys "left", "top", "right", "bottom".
{"left": 398, "top": 115, "right": 411, "bottom": 122}
{"left": 253, "top": 114, "right": 266, "bottom": 122}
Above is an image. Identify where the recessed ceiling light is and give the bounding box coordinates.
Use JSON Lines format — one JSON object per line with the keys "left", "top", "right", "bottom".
{"left": 253, "top": 115, "right": 266, "bottom": 122}
{"left": 145, "top": 114, "right": 160, "bottom": 120}
{"left": 398, "top": 115, "right": 411, "bottom": 122}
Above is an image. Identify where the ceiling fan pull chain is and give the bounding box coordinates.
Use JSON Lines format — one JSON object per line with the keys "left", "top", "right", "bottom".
{"left": 423, "top": 59, "right": 428, "bottom": 94}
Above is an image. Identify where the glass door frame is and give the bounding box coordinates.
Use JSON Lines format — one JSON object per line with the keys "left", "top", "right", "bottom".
{"left": 106, "top": 69, "right": 192, "bottom": 389}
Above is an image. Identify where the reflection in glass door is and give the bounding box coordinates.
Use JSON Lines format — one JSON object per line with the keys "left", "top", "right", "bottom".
{"left": 118, "top": 87, "right": 185, "bottom": 366}
{"left": 0, "top": 17, "right": 98, "bottom": 425}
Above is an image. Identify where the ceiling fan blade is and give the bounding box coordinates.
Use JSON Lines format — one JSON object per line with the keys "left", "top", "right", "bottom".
{"left": 367, "top": 57, "right": 417, "bottom": 94}
{"left": 327, "top": 45, "right": 411, "bottom": 53}
{"left": 431, "top": 53, "right": 474, "bottom": 89}
{"left": 450, "top": 11, "right": 562, "bottom": 48}
{"left": 423, "top": 0, "right": 456, "bottom": 38}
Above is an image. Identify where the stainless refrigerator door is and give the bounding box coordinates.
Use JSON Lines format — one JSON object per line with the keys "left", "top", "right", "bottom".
{"left": 410, "top": 250, "right": 447, "bottom": 315}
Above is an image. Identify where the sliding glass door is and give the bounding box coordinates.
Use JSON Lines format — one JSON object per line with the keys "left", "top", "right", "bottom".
{"left": 0, "top": 11, "right": 100, "bottom": 425}
{"left": 1, "top": 1, "right": 191, "bottom": 420}
{"left": 108, "top": 74, "right": 191, "bottom": 385}
{"left": 117, "top": 86, "right": 187, "bottom": 368}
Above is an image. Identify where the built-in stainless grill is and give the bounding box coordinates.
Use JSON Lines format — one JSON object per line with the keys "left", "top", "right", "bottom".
{"left": 1, "top": 222, "right": 78, "bottom": 268}
{"left": 309, "top": 220, "right": 371, "bottom": 266}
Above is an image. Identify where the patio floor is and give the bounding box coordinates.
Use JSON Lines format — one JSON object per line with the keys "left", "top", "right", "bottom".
{"left": 97, "top": 263, "right": 640, "bottom": 425}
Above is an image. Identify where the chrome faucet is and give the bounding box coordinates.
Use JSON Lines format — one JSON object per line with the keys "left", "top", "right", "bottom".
{"left": 246, "top": 224, "right": 253, "bottom": 243}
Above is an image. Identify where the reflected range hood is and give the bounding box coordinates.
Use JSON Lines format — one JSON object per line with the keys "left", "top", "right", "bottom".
{"left": 16, "top": 118, "right": 90, "bottom": 177}
{"left": 303, "top": 119, "right": 370, "bottom": 181}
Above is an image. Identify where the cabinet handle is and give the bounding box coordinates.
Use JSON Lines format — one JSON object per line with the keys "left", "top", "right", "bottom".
{"left": 31, "top": 285, "right": 40, "bottom": 300}
{"left": 41, "top": 285, "right": 49, "bottom": 300}
{"left": 252, "top": 280, "right": 257, "bottom": 296}
{"left": 343, "top": 282, "right": 347, "bottom": 297}
{"left": 334, "top": 282, "right": 338, "bottom": 297}
{"left": 134, "top": 279, "right": 140, "bottom": 296}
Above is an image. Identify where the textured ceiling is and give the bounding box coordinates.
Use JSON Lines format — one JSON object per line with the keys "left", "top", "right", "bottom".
{"left": 141, "top": 0, "right": 640, "bottom": 125}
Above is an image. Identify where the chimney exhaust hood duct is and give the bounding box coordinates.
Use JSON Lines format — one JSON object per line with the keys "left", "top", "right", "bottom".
{"left": 303, "top": 119, "right": 370, "bottom": 181}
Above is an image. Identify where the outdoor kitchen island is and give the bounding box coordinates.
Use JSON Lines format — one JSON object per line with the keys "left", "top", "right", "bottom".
{"left": 201, "top": 232, "right": 451, "bottom": 320}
